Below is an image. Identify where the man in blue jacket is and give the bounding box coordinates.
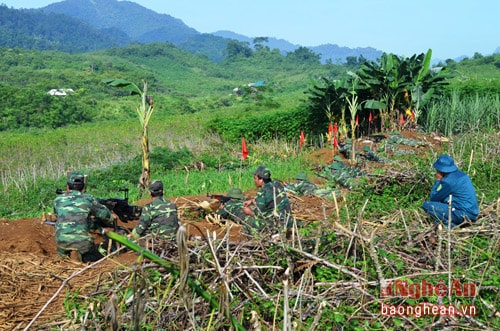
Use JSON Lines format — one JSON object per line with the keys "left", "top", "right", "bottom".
{"left": 422, "top": 155, "right": 479, "bottom": 228}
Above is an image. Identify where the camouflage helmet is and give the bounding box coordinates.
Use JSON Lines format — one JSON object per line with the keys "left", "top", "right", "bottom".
{"left": 149, "top": 180, "right": 164, "bottom": 193}
{"left": 295, "top": 172, "right": 308, "bottom": 181}
{"left": 67, "top": 171, "right": 85, "bottom": 190}
{"left": 254, "top": 165, "right": 271, "bottom": 180}
{"left": 67, "top": 172, "right": 85, "bottom": 184}
{"left": 226, "top": 187, "right": 244, "bottom": 200}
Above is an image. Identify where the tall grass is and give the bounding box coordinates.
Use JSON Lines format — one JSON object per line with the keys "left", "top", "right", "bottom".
{"left": 449, "top": 132, "right": 500, "bottom": 201}
{"left": 0, "top": 116, "right": 222, "bottom": 192}
{"left": 425, "top": 90, "right": 499, "bottom": 136}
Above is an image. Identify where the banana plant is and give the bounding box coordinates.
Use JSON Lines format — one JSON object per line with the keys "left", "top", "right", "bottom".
{"left": 359, "top": 50, "right": 448, "bottom": 130}
{"left": 358, "top": 53, "right": 410, "bottom": 131}
{"left": 306, "top": 76, "right": 350, "bottom": 140}
{"left": 408, "top": 49, "right": 448, "bottom": 123}
{"left": 102, "top": 78, "right": 155, "bottom": 197}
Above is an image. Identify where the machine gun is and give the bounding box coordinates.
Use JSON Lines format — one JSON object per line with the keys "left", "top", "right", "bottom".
{"left": 96, "top": 188, "right": 142, "bottom": 223}
{"left": 55, "top": 188, "right": 142, "bottom": 222}
{"left": 210, "top": 194, "right": 231, "bottom": 204}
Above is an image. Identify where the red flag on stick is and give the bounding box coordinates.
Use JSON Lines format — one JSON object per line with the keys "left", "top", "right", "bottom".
{"left": 299, "top": 131, "right": 305, "bottom": 149}
{"left": 355, "top": 115, "right": 359, "bottom": 126}
{"left": 369, "top": 112, "right": 373, "bottom": 123}
{"left": 333, "top": 136, "right": 339, "bottom": 148}
{"left": 241, "top": 137, "right": 248, "bottom": 160}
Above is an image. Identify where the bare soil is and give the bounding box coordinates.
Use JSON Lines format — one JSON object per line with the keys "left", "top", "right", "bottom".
{"left": 0, "top": 130, "right": 446, "bottom": 330}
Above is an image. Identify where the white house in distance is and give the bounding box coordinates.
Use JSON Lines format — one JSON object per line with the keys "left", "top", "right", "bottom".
{"left": 47, "top": 88, "right": 74, "bottom": 96}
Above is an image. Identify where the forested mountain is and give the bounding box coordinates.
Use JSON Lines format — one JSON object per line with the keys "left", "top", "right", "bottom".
{"left": 213, "top": 30, "right": 383, "bottom": 64}
{"left": 0, "top": 4, "right": 130, "bottom": 53}
{"left": 42, "top": 0, "right": 384, "bottom": 63}
{"left": 42, "top": 0, "right": 198, "bottom": 44}
{"left": 0, "top": 0, "right": 384, "bottom": 63}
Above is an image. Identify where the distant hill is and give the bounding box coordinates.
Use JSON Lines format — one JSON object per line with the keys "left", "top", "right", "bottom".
{"left": 28, "top": 0, "right": 500, "bottom": 64}
{"left": 42, "top": 0, "right": 198, "bottom": 44}
{"left": 39, "top": 0, "right": 384, "bottom": 63}
{"left": 212, "top": 31, "right": 383, "bottom": 64}
{"left": 0, "top": 4, "right": 129, "bottom": 53}
{"left": 212, "top": 30, "right": 299, "bottom": 55}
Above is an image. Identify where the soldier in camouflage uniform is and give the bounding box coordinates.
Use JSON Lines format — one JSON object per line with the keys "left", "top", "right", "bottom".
{"left": 286, "top": 173, "right": 318, "bottom": 195}
{"left": 216, "top": 187, "right": 248, "bottom": 222}
{"left": 243, "top": 165, "right": 293, "bottom": 233}
{"left": 216, "top": 187, "right": 256, "bottom": 234}
{"left": 129, "top": 180, "right": 179, "bottom": 240}
{"left": 53, "top": 172, "right": 116, "bottom": 262}
{"left": 286, "top": 173, "right": 339, "bottom": 199}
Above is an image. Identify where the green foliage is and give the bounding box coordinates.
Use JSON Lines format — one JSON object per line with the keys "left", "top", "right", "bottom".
{"left": 63, "top": 291, "right": 92, "bottom": 323}
{"left": 445, "top": 54, "right": 500, "bottom": 97}
{"left": 149, "top": 146, "right": 194, "bottom": 171}
{"left": 0, "top": 5, "right": 129, "bottom": 53}
{"left": 424, "top": 90, "right": 499, "bottom": 136}
{"left": 208, "top": 108, "right": 309, "bottom": 143}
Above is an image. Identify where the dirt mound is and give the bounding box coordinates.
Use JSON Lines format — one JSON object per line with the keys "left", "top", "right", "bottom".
{"left": 0, "top": 218, "right": 56, "bottom": 254}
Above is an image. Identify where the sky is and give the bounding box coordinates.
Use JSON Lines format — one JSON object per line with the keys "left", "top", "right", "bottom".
{"left": 2, "top": 0, "right": 499, "bottom": 60}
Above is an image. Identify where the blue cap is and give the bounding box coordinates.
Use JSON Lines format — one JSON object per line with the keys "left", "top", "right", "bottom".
{"left": 433, "top": 155, "right": 458, "bottom": 173}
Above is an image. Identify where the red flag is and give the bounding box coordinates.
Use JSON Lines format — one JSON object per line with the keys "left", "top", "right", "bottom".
{"left": 355, "top": 115, "right": 359, "bottom": 126}
{"left": 241, "top": 137, "right": 248, "bottom": 160}
{"left": 333, "top": 122, "right": 338, "bottom": 135}
{"left": 328, "top": 123, "right": 333, "bottom": 135}
{"left": 399, "top": 114, "right": 405, "bottom": 126}
{"left": 299, "top": 131, "right": 305, "bottom": 149}
{"left": 333, "top": 136, "right": 339, "bottom": 148}
{"left": 369, "top": 112, "right": 373, "bottom": 123}
{"left": 411, "top": 111, "right": 415, "bottom": 122}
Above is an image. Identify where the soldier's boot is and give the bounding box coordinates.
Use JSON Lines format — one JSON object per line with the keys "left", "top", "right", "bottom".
{"left": 69, "top": 250, "right": 82, "bottom": 262}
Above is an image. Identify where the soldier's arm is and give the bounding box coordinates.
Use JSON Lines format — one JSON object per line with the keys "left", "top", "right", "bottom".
{"left": 133, "top": 206, "right": 152, "bottom": 237}
{"left": 91, "top": 199, "right": 115, "bottom": 227}
{"left": 430, "top": 180, "right": 452, "bottom": 203}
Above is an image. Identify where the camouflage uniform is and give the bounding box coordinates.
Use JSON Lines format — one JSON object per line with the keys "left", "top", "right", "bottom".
{"left": 286, "top": 174, "right": 339, "bottom": 200}
{"left": 53, "top": 172, "right": 114, "bottom": 262}
{"left": 131, "top": 181, "right": 179, "bottom": 240}
{"left": 286, "top": 173, "right": 319, "bottom": 196}
{"left": 217, "top": 188, "right": 255, "bottom": 234}
{"left": 218, "top": 199, "right": 247, "bottom": 222}
{"left": 322, "top": 161, "right": 364, "bottom": 189}
{"left": 251, "top": 166, "right": 293, "bottom": 232}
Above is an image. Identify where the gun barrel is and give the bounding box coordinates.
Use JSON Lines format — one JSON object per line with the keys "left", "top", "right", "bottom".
{"left": 211, "top": 194, "right": 231, "bottom": 203}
